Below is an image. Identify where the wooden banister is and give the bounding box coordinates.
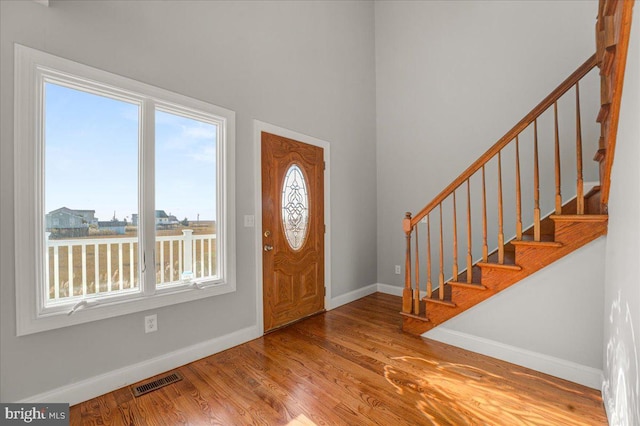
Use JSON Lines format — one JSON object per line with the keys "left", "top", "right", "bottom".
{"left": 402, "top": 1, "right": 633, "bottom": 327}
{"left": 410, "top": 54, "right": 597, "bottom": 227}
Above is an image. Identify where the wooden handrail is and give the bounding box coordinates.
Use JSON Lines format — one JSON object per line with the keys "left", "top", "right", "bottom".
{"left": 410, "top": 54, "right": 597, "bottom": 228}
{"left": 598, "top": 0, "right": 635, "bottom": 206}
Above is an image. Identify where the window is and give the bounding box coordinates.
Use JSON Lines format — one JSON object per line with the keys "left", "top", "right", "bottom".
{"left": 14, "top": 45, "right": 236, "bottom": 335}
{"left": 281, "top": 164, "right": 309, "bottom": 250}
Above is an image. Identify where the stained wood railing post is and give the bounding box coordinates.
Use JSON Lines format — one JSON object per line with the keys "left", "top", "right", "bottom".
{"left": 426, "top": 215, "right": 432, "bottom": 297}
{"left": 402, "top": 212, "right": 412, "bottom": 314}
{"left": 576, "top": 82, "right": 585, "bottom": 214}
{"left": 482, "top": 166, "right": 488, "bottom": 262}
{"left": 438, "top": 204, "right": 444, "bottom": 300}
{"left": 554, "top": 101, "right": 562, "bottom": 214}
{"left": 466, "top": 179, "right": 473, "bottom": 283}
{"left": 515, "top": 136, "right": 522, "bottom": 240}
{"left": 533, "top": 119, "right": 541, "bottom": 241}
{"left": 452, "top": 192, "right": 458, "bottom": 281}
{"left": 414, "top": 226, "right": 420, "bottom": 314}
{"left": 497, "top": 151, "right": 504, "bottom": 264}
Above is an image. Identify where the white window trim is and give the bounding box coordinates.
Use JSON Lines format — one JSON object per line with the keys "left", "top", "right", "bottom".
{"left": 14, "top": 44, "right": 236, "bottom": 336}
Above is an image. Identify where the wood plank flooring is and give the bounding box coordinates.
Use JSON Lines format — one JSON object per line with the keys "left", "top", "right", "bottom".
{"left": 70, "top": 293, "right": 607, "bottom": 425}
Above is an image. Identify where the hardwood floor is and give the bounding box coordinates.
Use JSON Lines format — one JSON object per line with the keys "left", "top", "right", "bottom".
{"left": 71, "top": 293, "right": 607, "bottom": 425}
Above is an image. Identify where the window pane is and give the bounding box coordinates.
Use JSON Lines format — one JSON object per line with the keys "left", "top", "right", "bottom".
{"left": 281, "top": 164, "right": 309, "bottom": 250}
{"left": 44, "top": 82, "right": 140, "bottom": 304}
{"left": 155, "top": 110, "right": 218, "bottom": 284}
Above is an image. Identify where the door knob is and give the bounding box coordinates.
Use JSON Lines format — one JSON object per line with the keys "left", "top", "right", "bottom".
{"left": 264, "top": 244, "right": 274, "bottom": 252}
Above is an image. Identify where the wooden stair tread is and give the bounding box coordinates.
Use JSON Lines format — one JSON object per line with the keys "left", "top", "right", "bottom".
{"left": 399, "top": 311, "right": 430, "bottom": 322}
{"left": 477, "top": 261, "right": 522, "bottom": 271}
{"left": 447, "top": 281, "right": 487, "bottom": 290}
{"left": 479, "top": 250, "right": 521, "bottom": 271}
{"left": 510, "top": 239, "right": 563, "bottom": 248}
{"left": 422, "top": 297, "right": 456, "bottom": 307}
{"left": 517, "top": 234, "right": 555, "bottom": 242}
{"left": 550, "top": 214, "right": 608, "bottom": 222}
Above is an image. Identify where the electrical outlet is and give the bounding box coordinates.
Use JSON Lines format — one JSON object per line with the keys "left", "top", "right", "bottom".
{"left": 145, "top": 314, "right": 158, "bottom": 333}
{"left": 244, "top": 215, "right": 255, "bottom": 228}
{"left": 394, "top": 265, "right": 401, "bottom": 275}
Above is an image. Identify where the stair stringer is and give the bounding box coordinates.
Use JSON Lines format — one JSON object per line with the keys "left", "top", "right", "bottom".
{"left": 402, "top": 216, "right": 607, "bottom": 335}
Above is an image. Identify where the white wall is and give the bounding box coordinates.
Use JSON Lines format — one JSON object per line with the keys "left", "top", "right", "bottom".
{"left": 0, "top": 0, "right": 377, "bottom": 402}
{"left": 426, "top": 237, "right": 606, "bottom": 389}
{"left": 375, "top": 0, "right": 600, "bottom": 287}
{"left": 602, "top": 4, "right": 640, "bottom": 424}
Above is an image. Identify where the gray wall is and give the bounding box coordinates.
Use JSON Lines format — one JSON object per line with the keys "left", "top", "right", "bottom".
{"left": 0, "top": 1, "right": 377, "bottom": 401}
{"left": 375, "top": 0, "right": 600, "bottom": 287}
{"left": 602, "top": 4, "right": 640, "bottom": 423}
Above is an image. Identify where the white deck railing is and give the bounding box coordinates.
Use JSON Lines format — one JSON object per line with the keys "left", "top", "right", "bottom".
{"left": 46, "top": 230, "right": 216, "bottom": 300}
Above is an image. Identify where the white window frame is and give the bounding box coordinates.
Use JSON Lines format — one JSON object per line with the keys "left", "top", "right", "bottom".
{"left": 14, "top": 44, "right": 236, "bottom": 336}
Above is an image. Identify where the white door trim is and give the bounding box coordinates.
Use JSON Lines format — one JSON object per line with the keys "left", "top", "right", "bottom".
{"left": 253, "top": 120, "right": 331, "bottom": 335}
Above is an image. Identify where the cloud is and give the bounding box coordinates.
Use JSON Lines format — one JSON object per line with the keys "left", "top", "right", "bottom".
{"left": 188, "top": 145, "right": 216, "bottom": 164}
{"left": 182, "top": 125, "right": 216, "bottom": 140}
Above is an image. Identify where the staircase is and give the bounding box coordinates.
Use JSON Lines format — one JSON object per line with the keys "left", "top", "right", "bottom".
{"left": 401, "top": 0, "right": 634, "bottom": 335}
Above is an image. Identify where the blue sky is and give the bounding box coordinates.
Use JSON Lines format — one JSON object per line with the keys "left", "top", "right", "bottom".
{"left": 45, "top": 82, "right": 217, "bottom": 223}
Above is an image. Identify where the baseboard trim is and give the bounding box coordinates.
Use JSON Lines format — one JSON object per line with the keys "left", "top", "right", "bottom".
{"left": 376, "top": 283, "right": 402, "bottom": 296}
{"left": 22, "top": 283, "right": 388, "bottom": 405}
{"left": 328, "top": 284, "right": 378, "bottom": 310}
{"left": 18, "top": 325, "right": 261, "bottom": 405}
{"left": 602, "top": 382, "right": 615, "bottom": 425}
{"left": 377, "top": 283, "right": 428, "bottom": 299}
{"left": 425, "top": 327, "right": 603, "bottom": 389}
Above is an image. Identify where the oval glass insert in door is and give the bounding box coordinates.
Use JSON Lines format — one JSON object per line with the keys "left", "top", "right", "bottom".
{"left": 281, "top": 164, "right": 309, "bottom": 250}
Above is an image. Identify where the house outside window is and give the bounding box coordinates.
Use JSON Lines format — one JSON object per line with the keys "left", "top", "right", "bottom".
{"left": 14, "top": 45, "right": 236, "bottom": 335}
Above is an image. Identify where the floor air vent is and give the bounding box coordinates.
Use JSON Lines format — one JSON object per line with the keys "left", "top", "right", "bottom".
{"left": 131, "top": 372, "right": 183, "bottom": 397}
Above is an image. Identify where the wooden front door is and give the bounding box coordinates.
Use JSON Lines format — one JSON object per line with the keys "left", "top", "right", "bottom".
{"left": 261, "top": 131, "right": 325, "bottom": 333}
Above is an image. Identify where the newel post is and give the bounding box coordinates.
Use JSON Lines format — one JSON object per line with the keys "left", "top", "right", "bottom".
{"left": 182, "top": 229, "right": 194, "bottom": 280}
{"left": 402, "top": 212, "right": 413, "bottom": 314}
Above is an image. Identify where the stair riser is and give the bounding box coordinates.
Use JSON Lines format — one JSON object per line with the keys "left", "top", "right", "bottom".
{"left": 553, "top": 220, "right": 608, "bottom": 246}
{"left": 478, "top": 267, "right": 520, "bottom": 287}
{"left": 514, "top": 245, "right": 563, "bottom": 270}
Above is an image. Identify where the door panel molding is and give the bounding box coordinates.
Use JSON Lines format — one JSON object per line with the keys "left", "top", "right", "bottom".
{"left": 253, "top": 121, "right": 331, "bottom": 334}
